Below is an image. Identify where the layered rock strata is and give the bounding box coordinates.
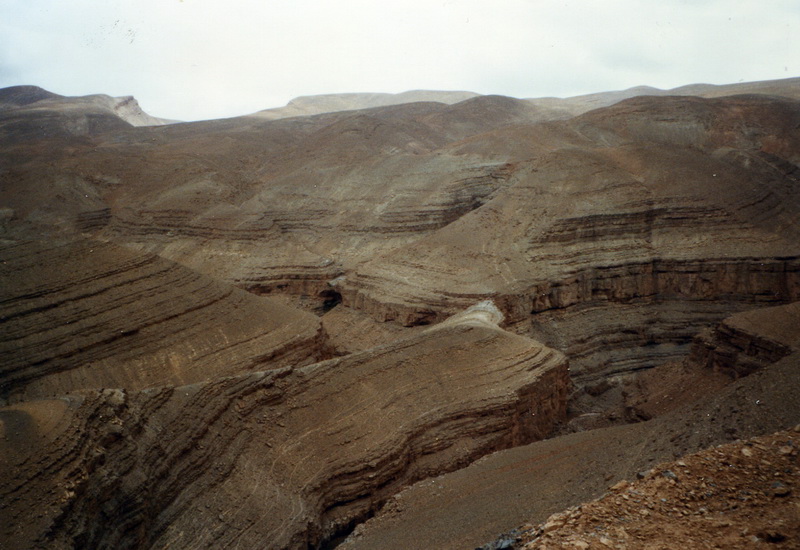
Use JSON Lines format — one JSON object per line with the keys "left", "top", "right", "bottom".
{"left": 340, "top": 316, "right": 800, "bottom": 550}
{"left": 0, "top": 238, "right": 329, "bottom": 403}
{"left": 0, "top": 304, "right": 569, "bottom": 549}
{"left": 0, "top": 79, "right": 799, "bottom": 550}
{"left": 338, "top": 95, "right": 800, "bottom": 377}
{"left": 690, "top": 301, "right": 800, "bottom": 378}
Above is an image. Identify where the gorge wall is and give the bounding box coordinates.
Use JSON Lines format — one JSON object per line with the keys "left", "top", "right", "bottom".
{"left": 0, "top": 306, "right": 568, "bottom": 549}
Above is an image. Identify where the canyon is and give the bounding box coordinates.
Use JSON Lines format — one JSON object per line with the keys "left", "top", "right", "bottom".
{"left": 1, "top": 78, "right": 799, "bottom": 549}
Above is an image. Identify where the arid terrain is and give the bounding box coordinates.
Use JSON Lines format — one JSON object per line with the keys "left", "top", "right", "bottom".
{"left": 1, "top": 78, "right": 799, "bottom": 549}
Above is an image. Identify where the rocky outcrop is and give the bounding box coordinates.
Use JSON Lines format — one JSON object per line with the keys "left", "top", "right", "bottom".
{"left": 0, "top": 304, "right": 569, "bottom": 550}
{"left": 498, "top": 428, "right": 800, "bottom": 549}
{"left": 340, "top": 338, "right": 800, "bottom": 550}
{"left": 690, "top": 301, "right": 800, "bottom": 378}
{"left": 0, "top": 238, "right": 330, "bottom": 403}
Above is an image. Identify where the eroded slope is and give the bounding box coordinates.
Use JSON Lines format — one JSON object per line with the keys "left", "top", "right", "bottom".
{"left": 0, "top": 238, "right": 329, "bottom": 403}
{"left": 340, "top": 303, "right": 800, "bottom": 550}
{"left": 339, "top": 94, "right": 800, "bottom": 379}
{"left": 0, "top": 305, "right": 568, "bottom": 549}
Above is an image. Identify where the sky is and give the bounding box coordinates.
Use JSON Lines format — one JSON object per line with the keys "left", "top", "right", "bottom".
{"left": 1, "top": 0, "right": 799, "bottom": 121}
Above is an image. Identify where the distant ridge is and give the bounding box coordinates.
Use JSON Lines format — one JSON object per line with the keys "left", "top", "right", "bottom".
{"left": 525, "top": 76, "right": 800, "bottom": 117}
{"left": 5, "top": 77, "right": 797, "bottom": 124}
{"left": 0, "top": 85, "right": 62, "bottom": 108}
{"left": 251, "top": 90, "right": 480, "bottom": 120}
{"left": 251, "top": 77, "right": 800, "bottom": 121}
{"left": 0, "top": 85, "right": 177, "bottom": 127}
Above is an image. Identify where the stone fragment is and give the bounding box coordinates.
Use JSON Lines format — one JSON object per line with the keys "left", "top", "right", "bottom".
{"left": 771, "top": 481, "right": 791, "bottom": 497}
{"left": 610, "top": 480, "right": 629, "bottom": 492}
{"left": 661, "top": 470, "right": 679, "bottom": 482}
{"left": 778, "top": 446, "right": 794, "bottom": 456}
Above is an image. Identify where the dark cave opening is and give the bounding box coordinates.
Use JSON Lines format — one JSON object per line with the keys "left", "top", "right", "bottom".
{"left": 319, "top": 289, "right": 343, "bottom": 313}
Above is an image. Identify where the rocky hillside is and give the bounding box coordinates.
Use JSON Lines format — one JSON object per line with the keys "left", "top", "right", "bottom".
{"left": 0, "top": 77, "right": 799, "bottom": 549}
{"left": 506, "top": 427, "right": 800, "bottom": 549}
{"left": 0, "top": 303, "right": 568, "bottom": 549}
{"left": 340, "top": 302, "right": 800, "bottom": 549}
{"left": 0, "top": 237, "right": 330, "bottom": 403}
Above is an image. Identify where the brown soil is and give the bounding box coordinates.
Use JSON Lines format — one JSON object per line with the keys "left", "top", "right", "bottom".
{"left": 516, "top": 427, "right": 800, "bottom": 549}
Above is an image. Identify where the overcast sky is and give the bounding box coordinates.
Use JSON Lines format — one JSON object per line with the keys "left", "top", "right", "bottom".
{"left": 2, "top": 0, "right": 799, "bottom": 121}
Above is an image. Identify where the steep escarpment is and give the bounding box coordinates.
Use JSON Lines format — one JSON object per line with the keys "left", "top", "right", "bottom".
{"left": 340, "top": 304, "right": 800, "bottom": 550}
{"left": 0, "top": 305, "right": 568, "bottom": 550}
{"left": 690, "top": 301, "right": 800, "bottom": 378}
{"left": 0, "top": 238, "right": 330, "bottom": 403}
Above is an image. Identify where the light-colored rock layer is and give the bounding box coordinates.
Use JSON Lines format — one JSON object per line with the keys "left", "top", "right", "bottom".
{"left": 0, "top": 238, "right": 329, "bottom": 403}
{"left": 0, "top": 311, "right": 569, "bottom": 549}
{"left": 251, "top": 90, "right": 480, "bottom": 119}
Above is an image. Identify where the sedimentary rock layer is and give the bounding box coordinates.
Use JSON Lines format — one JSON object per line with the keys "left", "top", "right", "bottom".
{"left": 690, "top": 301, "right": 800, "bottom": 378}
{"left": 0, "top": 238, "right": 329, "bottom": 403}
{"left": 0, "top": 307, "right": 568, "bottom": 549}
{"left": 3, "top": 85, "right": 799, "bottom": 329}
{"left": 1, "top": 79, "right": 799, "bottom": 550}
{"left": 340, "top": 323, "right": 800, "bottom": 549}
{"left": 338, "top": 95, "right": 800, "bottom": 376}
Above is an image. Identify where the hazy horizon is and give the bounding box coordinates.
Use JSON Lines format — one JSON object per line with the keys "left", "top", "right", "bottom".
{"left": 3, "top": 0, "right": 799, "bottom": 121}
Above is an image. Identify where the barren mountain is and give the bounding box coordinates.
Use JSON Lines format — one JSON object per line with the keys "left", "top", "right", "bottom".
{"left": 1, "top": 77, "right": 799, "bottom": 549}
{"left": 0, "top": 85, "right": 174, "bottom": 139}
{"left": 252, "top": 90, "right": 481, "bottom": 120}
{"left": 1, "top": 302, "right": 568, "bottom": 548}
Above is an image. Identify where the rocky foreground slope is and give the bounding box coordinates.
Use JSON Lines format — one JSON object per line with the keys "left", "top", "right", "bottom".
{"left": 513, "top": 427, "right": 800, "bottom": 549}
{"left": 0, "top": 78, "right": 799, "bottom": 549}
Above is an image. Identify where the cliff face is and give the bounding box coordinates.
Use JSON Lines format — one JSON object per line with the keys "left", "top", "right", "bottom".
{"left": 0, "top": 307, "right": 568, "bottom": 549}
{"left": 690, "top": 301, "right": 800, "bottom": 378}
{"left": 338, "top": 304, "right": 800, "bottom": 550}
